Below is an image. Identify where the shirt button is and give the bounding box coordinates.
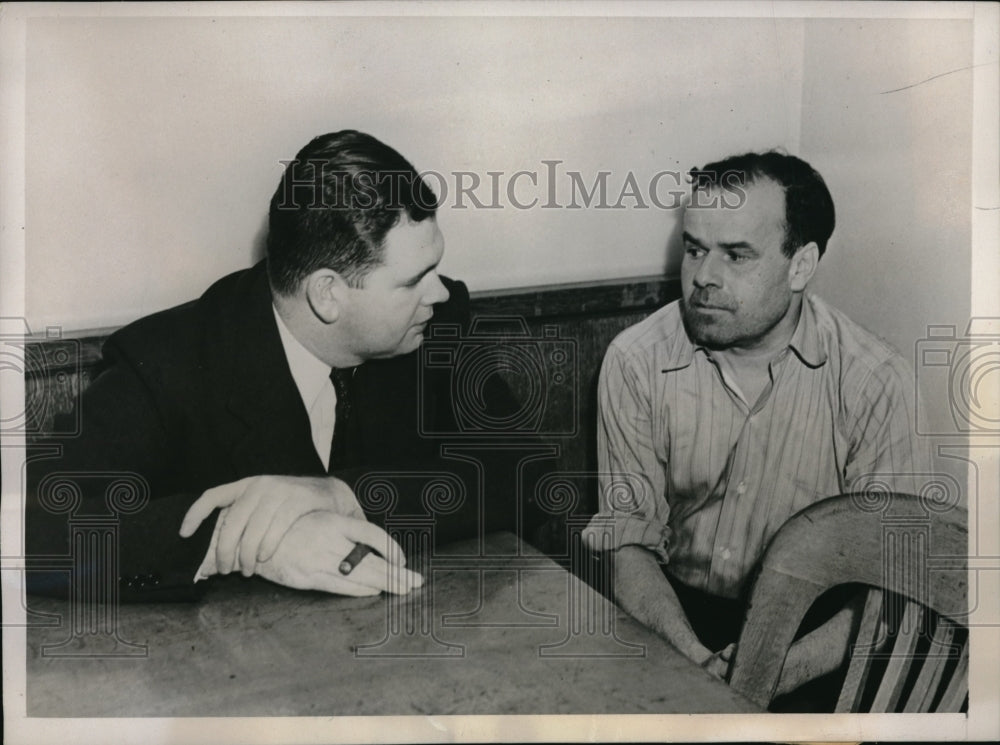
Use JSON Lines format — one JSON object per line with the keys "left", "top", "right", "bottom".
{"left": 736, "top": 481, "right": 746, "bottom": 495}
{"left": 719, "top": 546, "right": 732, "bottom": 561}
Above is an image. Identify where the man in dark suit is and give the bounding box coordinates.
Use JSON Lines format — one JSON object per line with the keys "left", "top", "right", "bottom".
{"left": 26, "top": 130, "right": 532, "bottom": 601}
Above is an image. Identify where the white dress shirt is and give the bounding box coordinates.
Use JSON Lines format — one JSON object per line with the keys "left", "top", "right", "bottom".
{"left": 272, "top": 306, "right": 338, "bottom": 470}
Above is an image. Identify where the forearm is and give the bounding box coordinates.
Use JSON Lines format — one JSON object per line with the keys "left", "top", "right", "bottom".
{"left": 613, "top": 545, "right": 712, "bottom": 663}
{"left": 775, "top": 595, "right": 862, "bottom": 697}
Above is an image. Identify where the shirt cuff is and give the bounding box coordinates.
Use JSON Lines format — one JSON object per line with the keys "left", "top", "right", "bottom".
{"left": 193, "top": 511, "right": 224, "bottom": 583}
{"left": 581, "top": 512, "right": 672, "bottom": 562}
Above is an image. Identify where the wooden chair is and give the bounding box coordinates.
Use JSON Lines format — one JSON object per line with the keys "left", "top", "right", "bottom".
{"left": 728, "top": 493, "right": 968, "bottom": 712}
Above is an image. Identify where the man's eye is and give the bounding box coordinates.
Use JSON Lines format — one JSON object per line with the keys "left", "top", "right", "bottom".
{"left": 684, "top": 245, "right": 704, "bottom": 257}
{"left": 726, "top": 252, "right": 751, "bottom": 263}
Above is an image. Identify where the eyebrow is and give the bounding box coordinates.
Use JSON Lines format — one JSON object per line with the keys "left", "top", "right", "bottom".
{"left": 682, "top": 231, "right": 758, "bottom": 253}
{"left": 719, "top": 241, "right": 757, "bottom": 253}
{"left": 681, "top": 231, "right": 705, "bottom": 248}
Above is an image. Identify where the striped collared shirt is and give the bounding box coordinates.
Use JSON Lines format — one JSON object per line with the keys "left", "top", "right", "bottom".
{"left": 582, "top": 293, "right": 929, "bottom": 599}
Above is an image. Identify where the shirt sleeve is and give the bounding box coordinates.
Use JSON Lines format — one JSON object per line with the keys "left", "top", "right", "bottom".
{"left": 582, "top": 340, "right": 672, "bottom": 561}
{"left": 843, "top": 354, "right": 932, "bottom": 498}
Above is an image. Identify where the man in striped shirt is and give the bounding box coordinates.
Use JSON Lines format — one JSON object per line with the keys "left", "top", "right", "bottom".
{"left": 583, "top": 152, "right": 928, "bottom": 701}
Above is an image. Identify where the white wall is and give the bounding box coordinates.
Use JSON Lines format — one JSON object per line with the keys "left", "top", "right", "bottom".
{"left": 802, "top": 18, "right": 971, "bottom": 373}
{"left": 797, "top": 18, "right": 973, "bottom": 473}
{"left": 25, "top": 15, "right": 804, "bottom": 330}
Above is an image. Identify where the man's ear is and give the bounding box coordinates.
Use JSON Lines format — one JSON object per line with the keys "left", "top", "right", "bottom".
{"left": 788, "top": 242, "right": 819, "bottom": 292}
{"left": 303, "top": 268, "right": 348, "bottom": 324}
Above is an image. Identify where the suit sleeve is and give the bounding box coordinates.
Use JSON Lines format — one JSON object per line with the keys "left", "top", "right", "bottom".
{"left": 25, "top": 339, "right": 215, "bottom": 602}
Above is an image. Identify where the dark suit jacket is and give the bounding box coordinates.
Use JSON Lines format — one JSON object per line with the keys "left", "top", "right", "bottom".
{"left": 26, "top": 261, "right": 547, "bottom": 601}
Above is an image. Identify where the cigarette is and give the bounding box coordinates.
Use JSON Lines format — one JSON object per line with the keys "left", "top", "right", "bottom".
{"left": 339, "top": 543, "right": 375, "bottom": 575}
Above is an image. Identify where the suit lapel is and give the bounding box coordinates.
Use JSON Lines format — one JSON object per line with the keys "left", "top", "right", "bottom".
{"left": 220, "top": 264, "right": 326, "bottom": 477}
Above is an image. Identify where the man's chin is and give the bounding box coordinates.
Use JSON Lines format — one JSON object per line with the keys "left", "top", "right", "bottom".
{"left": 366, "top": 335, "right": 423, "bottom": 361}
{"left": 681, "top": 311, "right": 730, "bottom": 348}
{"left": 398, "top": 329, "right": 425, "bottom": 355}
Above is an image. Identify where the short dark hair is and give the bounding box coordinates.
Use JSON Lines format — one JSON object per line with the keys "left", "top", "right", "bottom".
{"left": 267, "top": 130, "right": 439, "bottom": 294}
{"left": 689, "top": 151, "right": 835, "bottom": 259}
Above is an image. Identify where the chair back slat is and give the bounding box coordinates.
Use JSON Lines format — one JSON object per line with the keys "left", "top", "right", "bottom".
{"left": 902, "top": 617, "right": 955, "bottom": 712}
{"left": 870, "top": 601, "right": 923, "bottom": 712}
{"left": 834, "top": 588, "right": 883, "bottom": 713}
{"left": 936, "top": 636, "right": 969, "bottom": 712}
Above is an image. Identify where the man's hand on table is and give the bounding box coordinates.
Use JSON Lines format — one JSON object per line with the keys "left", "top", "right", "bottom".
{"left": 255, "top": 510, "right": 423, "bottom": 596}
{"left": 180, "top": 474, "right": 367, "bottom": 573}
{"left": 179, "top": 474, "right": 423, "bottom": 596}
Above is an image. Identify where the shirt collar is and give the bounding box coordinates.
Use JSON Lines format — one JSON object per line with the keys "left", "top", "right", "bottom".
{"left": 786, "top": 294, "right": 827, "bottom": 368}
{"left": 272, "top": 305, "right": 332, "bottom": 411}
{"left": 662, "top": 293, "right": 827, "bottom": 373}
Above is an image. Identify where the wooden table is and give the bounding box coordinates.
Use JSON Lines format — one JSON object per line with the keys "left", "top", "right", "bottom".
{"left": 26, "top": 533, "right": 758, "bottom": 716}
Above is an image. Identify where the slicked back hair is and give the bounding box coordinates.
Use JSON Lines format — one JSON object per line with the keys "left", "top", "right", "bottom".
{"left": 267, "top": 130, "right": 439, "bottom": 294}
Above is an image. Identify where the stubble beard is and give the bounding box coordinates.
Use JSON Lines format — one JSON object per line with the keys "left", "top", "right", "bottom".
{"left": 680, "top": 293, "right": 790, "bottom": 352}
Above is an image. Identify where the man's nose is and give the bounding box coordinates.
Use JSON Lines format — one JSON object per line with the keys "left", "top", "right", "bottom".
{"left": 692, "top": 252, "right": 723, "bottom": 288}
{"left": 425, "top": 274, "right": 450, "bottom": 305}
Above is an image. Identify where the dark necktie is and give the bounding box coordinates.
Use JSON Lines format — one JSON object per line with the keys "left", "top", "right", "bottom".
{"left": 328, "top": 367, "right": 355, "bottom": 472}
